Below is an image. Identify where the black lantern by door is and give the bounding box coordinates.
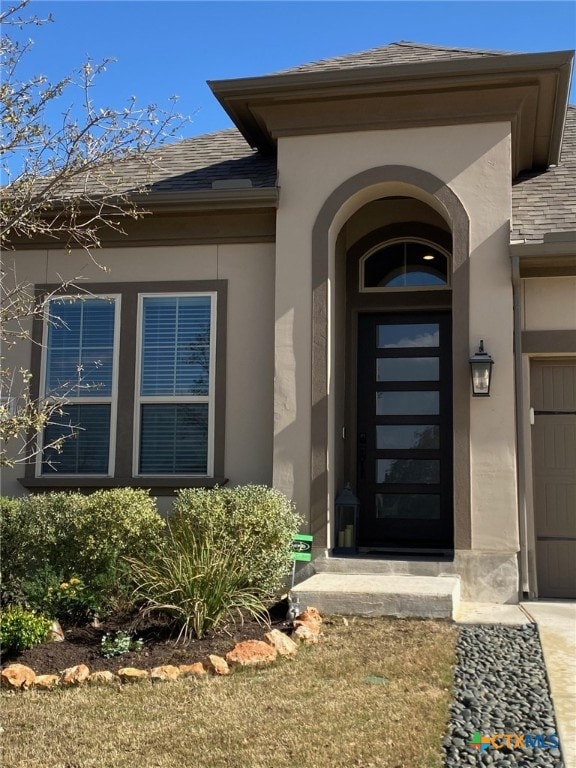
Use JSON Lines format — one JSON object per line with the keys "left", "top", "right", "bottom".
{"left": 469, "top": 340, "right": 494, "bottom": 397}
{"left": 334, "top": 483, "right": 360, "bottom": 554}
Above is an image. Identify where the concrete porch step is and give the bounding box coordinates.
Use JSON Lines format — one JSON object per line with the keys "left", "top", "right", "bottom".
{"left": 312, "top": 555, "right": 456, "bottom": 577}
{"left": 290, "top": 573, "right": 460, "bottom": 619}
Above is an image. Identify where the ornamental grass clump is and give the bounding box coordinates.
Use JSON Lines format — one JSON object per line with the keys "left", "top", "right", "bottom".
{"left": 126, "top": 521, "right": 269, "bottom": 641}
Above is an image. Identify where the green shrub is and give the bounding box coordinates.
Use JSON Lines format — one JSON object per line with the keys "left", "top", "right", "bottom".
{"left": 22, "top": 568, "right": 103, "bottom": 624}
{"left": 0, "top": 497, "right": 24, "bottom": 599}
{"left": 0, "top": 605, "right": 52, "bottom": 652}
{"left": 1, "top": 489, "right": 165, "bottom": 615}
{"left": 127, "top": 521, "right": 269, "bottom": 641}
{"left": 171, "top": 485, "right": 302, "bottom": 596}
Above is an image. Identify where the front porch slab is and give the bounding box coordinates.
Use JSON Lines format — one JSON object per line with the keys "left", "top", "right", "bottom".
{"left": 290, "top": 573, "right": 460, "bottom": 619}
{"left": 308, "top": 551, "right": 519, "bottom": 603}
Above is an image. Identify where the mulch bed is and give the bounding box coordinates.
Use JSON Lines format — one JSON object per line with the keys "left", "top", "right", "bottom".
{"left": 1, "top": 600, "right": 291, "bottom": 676}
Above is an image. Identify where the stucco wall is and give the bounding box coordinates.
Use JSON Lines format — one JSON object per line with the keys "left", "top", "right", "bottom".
{"left": 273, "top": 122, "right": 518, "bottom": 553}
{"left": 522, "top": 277, "right": 576, "bottom": 331}
{"left": 1, "top": 242, "right": 275, "bottom": 498}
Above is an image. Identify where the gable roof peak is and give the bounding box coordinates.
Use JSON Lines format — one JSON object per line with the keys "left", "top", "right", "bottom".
{"left": 389, "top": 40, "right": 513, "bottom": 55}
{"left": 274, "top": 40, "right": 514, "bottom": 75}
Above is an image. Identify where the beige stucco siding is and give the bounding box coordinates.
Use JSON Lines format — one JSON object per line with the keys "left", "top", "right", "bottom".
{"left": 274, "top": 122, "right": 518, "bottom": 552}
{"left": 523, "top": 277, "right": 576, "bottom": 331}
{"left": 1, "top": 243, "right": 275, "bottom": 497}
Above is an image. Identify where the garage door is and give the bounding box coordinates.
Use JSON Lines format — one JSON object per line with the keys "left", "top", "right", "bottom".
{"left": 531, "top": 359, "right": 576, "bottom": 598}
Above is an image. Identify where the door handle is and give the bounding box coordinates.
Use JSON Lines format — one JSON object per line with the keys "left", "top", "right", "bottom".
{"left": 358, "top": 432, "right": 366, "bottom": 480}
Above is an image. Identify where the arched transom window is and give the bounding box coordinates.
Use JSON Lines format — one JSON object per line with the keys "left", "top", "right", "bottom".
{"left": 360, "top": 239, "right": 450, "bottom": 291}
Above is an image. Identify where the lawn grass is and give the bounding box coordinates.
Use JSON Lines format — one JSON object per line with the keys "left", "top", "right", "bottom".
{"left": 1, "top": 616, "right": 456, "bottom": 768}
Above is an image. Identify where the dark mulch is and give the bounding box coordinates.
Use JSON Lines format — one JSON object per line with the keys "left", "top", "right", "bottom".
{"left": 1, "top": 600, "right": 291, "bottom": 675}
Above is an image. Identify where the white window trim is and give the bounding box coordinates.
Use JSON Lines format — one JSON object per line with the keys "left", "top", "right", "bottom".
{"left": 133, "top": 291, "right": 217, "bottom": 478}
{"left": 36, "top": 294, "right": 121, "bottom": 478}
{"left": 359, "top": 237, "right": 452, "bottom": 293}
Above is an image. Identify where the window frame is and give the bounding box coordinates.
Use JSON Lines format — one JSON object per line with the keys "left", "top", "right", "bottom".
{"left": 35, "top": 294, "right": 121, "bottom": 478}
{"left": 133, "top": 291, "right": 218, "bottom": 478}
{"left": 359, "top": 237, "right": 451, "bottom": 293}
{"left": 24, "top": 280, "right": 227, "bottom": 492}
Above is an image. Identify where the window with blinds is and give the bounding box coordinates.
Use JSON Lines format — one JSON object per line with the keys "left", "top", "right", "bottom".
{"left": 41, "top": 296, "right": 119, "bottom": 474}
{"left": 136, "top": 294, "right": 215, "bottom": 475}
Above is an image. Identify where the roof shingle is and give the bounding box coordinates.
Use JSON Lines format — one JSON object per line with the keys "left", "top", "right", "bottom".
{"left": 511, "top": 106, "right": 576, "bottom": 242}
{"left": 143, "top": 129, "right": 277, "bottom": 192}
{"left": 273, "top": 40, "right": 515, "bottom": 75}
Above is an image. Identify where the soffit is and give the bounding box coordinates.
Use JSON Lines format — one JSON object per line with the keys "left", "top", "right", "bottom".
{"left": 209, "top": 51, "right": 574, "bottom": 176}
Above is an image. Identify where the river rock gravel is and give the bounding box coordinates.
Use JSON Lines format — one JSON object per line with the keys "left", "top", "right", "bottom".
{"left": 443, "top": 624, "right": 564, "bottom": 767}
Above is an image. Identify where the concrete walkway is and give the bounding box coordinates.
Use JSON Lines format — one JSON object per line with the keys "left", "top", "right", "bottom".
{"left": 522, "top": 601, "right": 576, "bottom": 768}
{"left": 456, "top": 601, "right": 576, "bottom": 768}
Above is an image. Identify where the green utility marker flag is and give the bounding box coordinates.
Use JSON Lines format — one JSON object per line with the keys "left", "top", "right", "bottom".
{"left": 290, "top": 533, "right": 313, "bottom": 562}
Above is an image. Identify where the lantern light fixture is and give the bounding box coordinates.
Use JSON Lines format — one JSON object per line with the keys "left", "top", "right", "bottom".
{"left": 334, "top": 482, "right": 360, "bottom": 553}
{"left": 469, "top": 340, "right": 494, "bottom": 397}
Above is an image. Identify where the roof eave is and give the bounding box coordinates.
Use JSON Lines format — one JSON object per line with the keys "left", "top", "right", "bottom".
{"left": 209, "top": 50, "right": 575, "bottom": 168}
{"left": 510, "top": 231, "right": 576, "bottom": 257}
{"left": 129, "top": 186, "right": 279, "bottom": 212}
{"left": 510, "top": 231, "right": 576, "bottom": 276}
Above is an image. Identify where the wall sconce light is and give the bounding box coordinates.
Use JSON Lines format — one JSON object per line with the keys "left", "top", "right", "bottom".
{"left": 469, "top": 340, "right": 494, "bottom": 397}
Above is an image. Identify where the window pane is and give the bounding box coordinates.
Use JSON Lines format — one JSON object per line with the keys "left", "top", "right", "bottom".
{"left": 376, "top": 459, "right": 440, "bottom": 484}
{"left": 46, "top": 298, "right": 115, "bottom": 396}
{"left": 141, "top": 296, "right": 212, "bottom": 396}
{"left": 139, "top": 404, "right": 208, "bottom": 474}
{"left": 376, "top": 391, "right": 439, "bottom": 415}
{"left": 364, "top": 242, "right": 448, "bottom": 288}
{"left": 42, "top": 404, "right": 111, "bottom": 474}
{"left": 376, "top": 425, "right": 440, "bottom": 450}
{"left": 377, "top": 357, "right": 439, "bottom": 381}
{"left": 376, "top": 494, "right": 441, "bottom": 519}
{"left": 377, "top": 324, "right": 439, "bottom": 349}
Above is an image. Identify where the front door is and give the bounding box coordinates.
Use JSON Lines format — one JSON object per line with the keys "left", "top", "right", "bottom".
{"left": 356, "top": 312, "right": 453, "bottom": 550}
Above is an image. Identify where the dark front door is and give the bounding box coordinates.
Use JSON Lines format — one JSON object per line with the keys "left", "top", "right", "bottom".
{"left": 356, "top": 312, "right": 453, "bottom": 550}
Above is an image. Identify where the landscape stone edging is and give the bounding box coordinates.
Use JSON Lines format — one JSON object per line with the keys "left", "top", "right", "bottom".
{"left": 0, "top": 610, "right": 322, "bottom": 692}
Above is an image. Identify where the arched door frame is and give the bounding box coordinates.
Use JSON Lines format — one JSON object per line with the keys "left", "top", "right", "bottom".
{"left": 310, "top": 166, "right": 471, "bottom": 551}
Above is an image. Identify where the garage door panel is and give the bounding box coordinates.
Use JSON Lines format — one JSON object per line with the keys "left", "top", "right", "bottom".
{"left": 534, "top": 482, "right": 576, "bottom": 538}
{"left": 532, "top": 418, "right": 576, "bottom": 472}
{"left": 531, "top": 360, "right": 576, "bottom": 599}
{"left": 536, "top": 541, "right": 576, "bottom": 599}
{"left": 533, "top": 363, "right": 576, "bottom": 411}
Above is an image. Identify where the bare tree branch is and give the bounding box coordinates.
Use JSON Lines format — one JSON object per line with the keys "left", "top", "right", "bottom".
{"left": 0, "top": 0, "right": 189, "bottom": 466}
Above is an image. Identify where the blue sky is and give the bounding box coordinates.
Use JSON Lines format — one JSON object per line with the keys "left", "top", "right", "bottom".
{"left": 9, "top": 1, "right": 576, "bottom": 141}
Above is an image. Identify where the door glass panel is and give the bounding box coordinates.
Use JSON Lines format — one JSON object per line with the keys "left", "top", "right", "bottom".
{"left": 376, "top": 425, "right": 440, "bottom": 450}
{"left": 377, "top": 459, "right": 440, "bottom": 484}
{"left": 376, "top": 391, "right": 439, "bottom": 415}
{"left": 377, "top": 357, "right": 439, "bottom": 381}
{"left": 377, "top": 324, "right": 439, "bottom": 349}
{"left": 376, "top": 494, "right": 441, "bottom": 519}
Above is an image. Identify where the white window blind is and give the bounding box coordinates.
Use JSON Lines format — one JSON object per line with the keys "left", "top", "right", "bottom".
{"left": 41, "top": 297, "right": 118, "bottom": 475}
{"left": 136, "top": 295, "right": 214, "bottom": 475}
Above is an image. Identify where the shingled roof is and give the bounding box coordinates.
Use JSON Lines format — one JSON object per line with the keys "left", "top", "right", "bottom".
{"left": 274, "top": 41, "right": 515, "bottom": 75}
{"left": 142, "top": 129, "right": 277, "bottom": 192}
{"left": 511, "top": 105, "right": 576, "bottom": 242}
{"left": 137, "top": 104, "right": 575, "bottom": 244}
{"left": 12, "top": 41, "right": 572, "bottom": 244}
